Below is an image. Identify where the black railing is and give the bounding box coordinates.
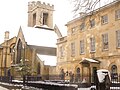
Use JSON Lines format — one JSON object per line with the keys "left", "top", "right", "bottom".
{"left": 0, "top": 75, "right": 120, "bottom": 90}
{"left": 0, "top": 76, "right": 13, "bottom": 83}
{"left": 26, "top": 76, "right": 42, "bottom": 81}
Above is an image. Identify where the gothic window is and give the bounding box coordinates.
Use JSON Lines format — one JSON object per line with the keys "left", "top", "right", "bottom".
{"left": 10, "top": 45, "right": 15, "bottom": 64}
{"left": 17, "top": 39, "right": 22, "bottom": 64}
{"left": 43, "top": 13, "right": 48, "bottom": 25}
{"left": 33, "top": 13, "right": 36, "bottom": 26}
{"left": 37, "top": 63, "right": 41, "bottom": 75}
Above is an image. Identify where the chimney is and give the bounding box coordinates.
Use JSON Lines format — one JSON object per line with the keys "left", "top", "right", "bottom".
{"left": 4, "top": 31, "right": 9, "bottom": 41}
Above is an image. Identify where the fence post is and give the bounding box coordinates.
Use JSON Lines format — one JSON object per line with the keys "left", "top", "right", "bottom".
{"left": 23, "top": 75, "right": 25, "bottom": 86}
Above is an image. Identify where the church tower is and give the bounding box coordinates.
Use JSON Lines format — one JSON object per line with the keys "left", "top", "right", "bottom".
{"left": 28, "top": 1, "right": 54, "bottom": 28}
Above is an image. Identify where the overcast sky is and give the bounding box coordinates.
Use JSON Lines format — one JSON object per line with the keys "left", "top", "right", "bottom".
{"left": 0, "top": 0, "right": 74, "bottom": 43}
{"left": 0, "top": 0, "right": 114, "bottom": 43}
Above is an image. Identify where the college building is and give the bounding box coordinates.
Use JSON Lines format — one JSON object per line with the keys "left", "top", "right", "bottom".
{"left": 56, "top": 0, "right": 120, "bottom": 83}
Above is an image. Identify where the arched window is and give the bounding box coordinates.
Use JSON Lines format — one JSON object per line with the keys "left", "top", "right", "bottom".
{"left": 111, "top": 65, "right": 117, "bottom": 74}
{"left": 17, "top": 39, "right": 22, "bottom": 64}
{"left": 111, "top": 65, "right": 118, "bottom": 80}
{"left": 77, "top": 68, "right": 80, "bottom": 74}
{"left": 37, "top": 63, "right": 41, "bottom": 75}
{"left": 76, "top": 67, "right": 80, "bottom": 82}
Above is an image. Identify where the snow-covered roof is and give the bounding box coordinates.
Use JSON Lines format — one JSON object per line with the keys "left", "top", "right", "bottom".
{"left": 37, "top": 54, "right": 57, "bottom": 66}
{"left": 80, "top": 58, "right": 99, "bottom": 63}
{"left": 20, "top": 26, "right": 57, "bottom": 47}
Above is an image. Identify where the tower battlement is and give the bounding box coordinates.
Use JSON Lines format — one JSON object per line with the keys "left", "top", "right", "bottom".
{"left": 28, "top": 1, "right": 54, "bottom": 12}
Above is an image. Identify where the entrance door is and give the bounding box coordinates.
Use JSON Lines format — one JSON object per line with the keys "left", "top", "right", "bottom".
{"left": 92, "top": 67, "right": 97, "bottom": 83}
{"left": 83, "top": 67, "right": 89, "bottom": 82}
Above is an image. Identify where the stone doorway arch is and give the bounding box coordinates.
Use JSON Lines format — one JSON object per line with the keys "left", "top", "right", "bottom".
{"left": 111, "top": 65, "right": 117, "bottom": 74}
{"left": 75, "top": 67, "right": 80, "bottom": 82}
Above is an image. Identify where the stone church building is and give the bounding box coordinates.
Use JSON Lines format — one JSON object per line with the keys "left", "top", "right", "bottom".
{"left": 0, "top": 1, "right": 61, "bottom": 80}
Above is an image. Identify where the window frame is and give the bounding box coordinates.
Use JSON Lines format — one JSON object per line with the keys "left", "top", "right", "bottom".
{"left": 90, "top": 19, "right": 95, "bottom": 28}
{"left": 102, "top": 33, "right": 109, "bottom": 50}
{"left": 101, "top": 14, "right": 108, "bottom": 25}
{"left": 80, "top": 40, "right": 84, "bottom": 54}
{"left": 115, "top": 9, "right": 120, "bottom": 20}
{"left": 80, "top": 22, "right": 85, "bottom": 31}
{"left": 116, "top": 30, "right": 120, "bottom": 48}
{"left": 43, "top": 13, "right": 48, "bottom": 25}
{"left": 90, "top": 37, "right": 96, "bottom": 52}
{"left": 71, "top": 42, "right": 75, "bottom": 56}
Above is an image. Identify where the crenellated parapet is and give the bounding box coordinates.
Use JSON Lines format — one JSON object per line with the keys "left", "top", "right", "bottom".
{"left": 28, "top": 1, "right": 54, "bottom": 12}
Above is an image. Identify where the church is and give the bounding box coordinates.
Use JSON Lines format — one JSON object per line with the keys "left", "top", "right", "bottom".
{"left": 0, "top": 1, "right": 61, "bottom": 80}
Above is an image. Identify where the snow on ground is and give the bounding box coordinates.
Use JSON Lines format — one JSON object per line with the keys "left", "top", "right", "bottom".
{"left": 0, "top": 86, "right": 8, "bottom": 90}
{"left": 78, "top": 87, "right": 120, "bottom": 90}
{"left": 78, "top": 88, "right": 91, "bottom": 90}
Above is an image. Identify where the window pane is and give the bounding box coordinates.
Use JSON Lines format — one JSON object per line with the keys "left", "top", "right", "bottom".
{"left": 90, "top": 19, "right": 95, "bottom": 28}
{"left": 71, "top": 42, "right": 75, "bottom": 56}
{"left": 90, "top": 37, "right": 95, "bottom": 52}
{"left": 101, "top": 15, "right": 108, "bottom": 24}
{"left": 102, "top": 33, "right": 108, "bottom": 50}
{"left": 80, "top": 40, "right": 84, "bottom": 54}
{"left": 115, "top": 9, "right": 120, "bottom": 20}
{"left": 116, "top": 30, "right": 120, "bottom": 47}
{"left": 80, "top": 23, "right": 85, "bottom": 30}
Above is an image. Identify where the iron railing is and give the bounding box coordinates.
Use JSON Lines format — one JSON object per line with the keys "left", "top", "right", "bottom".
{"left": 0, "top": 74, "right": 120, "bottom": 90}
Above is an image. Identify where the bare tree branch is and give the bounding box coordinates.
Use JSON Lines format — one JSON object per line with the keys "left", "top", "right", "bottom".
{"left": 70, "top": 0, "right": 103, "bottom": 17}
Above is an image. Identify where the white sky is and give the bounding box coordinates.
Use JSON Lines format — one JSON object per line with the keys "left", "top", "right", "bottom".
{"left": 0, "top": 0, "right": 114, "bottom": 44}
{"left": 0, "top": 0, "right": 73, "bottom": 43}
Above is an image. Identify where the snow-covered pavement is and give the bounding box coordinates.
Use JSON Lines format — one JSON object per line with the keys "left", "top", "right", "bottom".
{"left": 0, "top": 86, "right": 8, "bottom": 90}
{"left": 78, "top": 88, "right": 91, "bottom": 90}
